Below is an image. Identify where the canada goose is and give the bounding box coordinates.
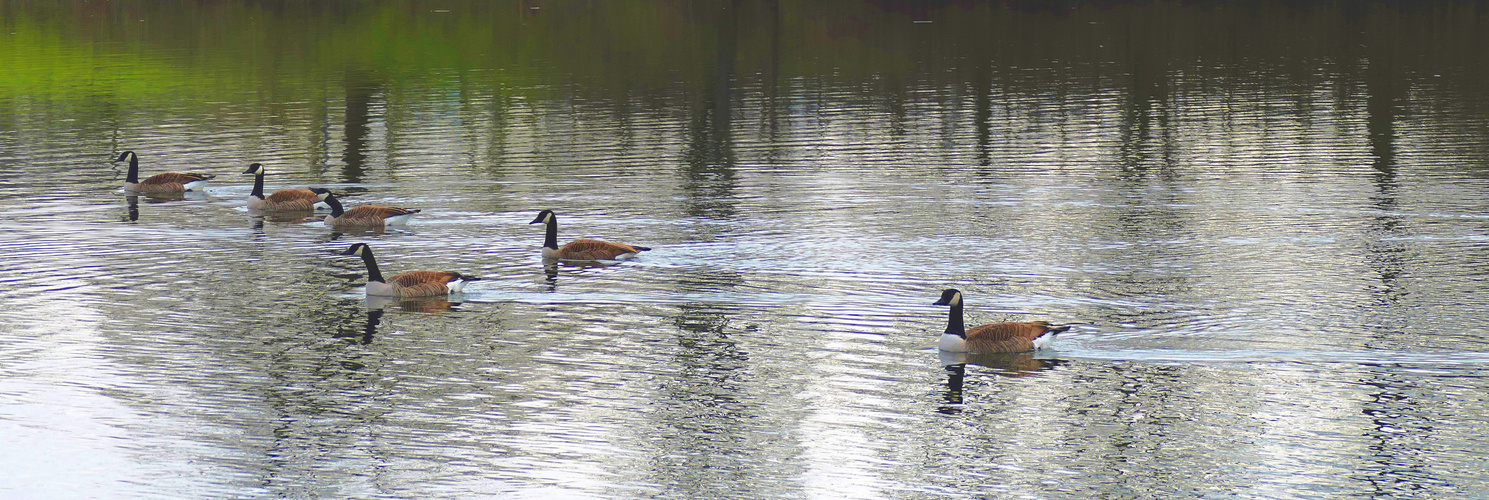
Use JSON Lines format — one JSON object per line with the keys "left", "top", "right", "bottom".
{"left": 932, "top": 289, "right": 1070, "bottom": 353}
{"left": 529, "top": 209, "right": 651, "bottom": 261}
{"left": 116, "top": 151, "right": 216, "bottom": 195}
{"left": 319, "top": 191, "right": 420, "bottom": 228}
{"left": 340, "top": 243, "right": 477, "bottom": 297}
{"left": 242, "top": 163, "right": 327, "bottom": 211}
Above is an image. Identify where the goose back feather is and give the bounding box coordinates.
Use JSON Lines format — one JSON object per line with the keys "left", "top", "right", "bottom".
{"left": 530, "top": 209, "right": 651, "bottom": 261}
{"left": 552, "top": 239, "right": 651, "bottom": 261}
{"left": 960, "top": 321, "right": 1067, "bottom": 353}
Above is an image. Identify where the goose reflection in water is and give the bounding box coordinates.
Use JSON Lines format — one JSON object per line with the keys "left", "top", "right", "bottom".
{"left": 939, "top": 350, "right": 1064, "bottom": 374}
{"left": 248, "top": 212, "right": 320, "bottom": 237}
{"left": 331, "top": 308, "right": 384, "bottom": 345}
{"left": 255, "top": 211, "right": 322, "bottom": 224}
{"left": 541, "top": 259, "right": 626, "bottom": 292}
{"left": 938, "top": 350, "right": 1064, "bottom": 410}
{"left": 325, "top": 225, "right": 392, "bottom": 241}
{"left": 335, "top": 296, "right": 459, "bottom": 344}
{"left": 121, "top": 195, "right": 139, "bottom": 222}
{"left": 120, "top": 193, "right": 210, "bottom": 222}
{"left": 365, "top": 294, "right": 460, "bottom": 314}
{"left": 547, "top": 259, "right": 625, "bottom": 270}
{"left": 126, "top": 189, "right": 209, "bottom": 203}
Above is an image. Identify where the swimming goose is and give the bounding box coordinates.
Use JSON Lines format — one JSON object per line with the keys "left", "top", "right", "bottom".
{"left": 116, "top": 151, "right": 216, "bottom": 195}
{"left": 933, "top": 289, "right": 1070, "bottom": 353}
{"left": 319, "top": 192, "right": 420, "bottom": 228}
{"left": 243, "top": 163, "right": 326, "bottom": 211}
{"left": 340, "top": 243, "right": 477, "bottom": 297}
{"left": 529, "top": 209, "right": 651, "bottom": 261}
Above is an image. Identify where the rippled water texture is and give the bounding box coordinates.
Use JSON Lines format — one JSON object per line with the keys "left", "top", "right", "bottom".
{"left": 4, "top": 1, "right": 1489, "bottom": 498}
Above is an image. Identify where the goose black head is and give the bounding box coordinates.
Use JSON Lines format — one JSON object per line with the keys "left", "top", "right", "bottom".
{"left": 933, "top": 289, "right": 963, "bottom": 307}
{"left": 115, "top": 151, "right": 136, "bottom": 162}
{"left": 530, "top": 209, "right": 555, "bottom": 225}
{"left": 242, "top": 163, "right": 266, "bottom": 175}
{"left": 311, "top": 188, "right": 335, "bottom": 200}
{"left": 341, "top": 242, "right": 371, "bottom": 256}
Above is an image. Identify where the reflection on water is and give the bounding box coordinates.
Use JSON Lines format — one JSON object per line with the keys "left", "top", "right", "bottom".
{"left": 939, "top": 351, "right": 1063, "bottom": 410}
{"left": 121, "top": 195, "right": 139, "bottom": 222}
{"left": 335, "top": 308, "right": 383, "bottom": 344}
{"left": 367, "top": 295, "right": 460, "bottom": 313}
{"left": 4, "top": 1, "right": 1489, "bottom": 498}
{"left": 940, "top": 350, "right": 1064, "bottom": 376}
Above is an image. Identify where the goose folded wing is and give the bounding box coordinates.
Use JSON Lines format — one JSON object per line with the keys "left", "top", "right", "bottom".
{"left": 345, "top": 205, "right": 420, "bottom": 219}
{"left": 142, "top": 172, "right": 213, "bottom": 185}
{"left": 265, "top": 188, "right": 319, "bottom": 203}
{"left": 387, "top": 271, "right": 460, "bottom": 287}
{"left": 560, "top": 239, "right": 644, "bottom": 259}
{"left": 966, "top": 322, "right": 1054, "bottom": 342}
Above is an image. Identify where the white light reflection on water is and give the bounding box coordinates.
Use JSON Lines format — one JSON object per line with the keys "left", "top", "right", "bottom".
{"left": 0, "top": 297, "right": 244, "bottom": 498}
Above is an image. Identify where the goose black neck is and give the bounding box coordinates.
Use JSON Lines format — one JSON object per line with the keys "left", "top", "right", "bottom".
{"left": 543, "top": 217, "right": 559, "bottom": 250}
{"left": 124, "top": 153, "right": 139, "bottom": 184}
{"left": 250, "top": 172, "right": 265, "bottom": 199}
{"left": 325, "top": 196, "right": 345, "bottom": 217}
{"left": 358, "top": 247, "right": 385, "bottom": 283}
{"left": 945, "top": 303, "right": 967, "bottom": 338}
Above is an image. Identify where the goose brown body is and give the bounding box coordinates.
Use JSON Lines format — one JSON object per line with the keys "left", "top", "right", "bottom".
{"left": 375, "top": 271, "right": 468, "bottom": 298}
{"left": 253, "top": 189, "right": 321, "bottom": 211}
{"left": 135, "top": 172, "right": 215, "bottom": 193}
{"left": 959, "top": 321, "right": 1066, "bottom": 353}
{"left": 341, "top": 243, "right": 475, "bottom": 298}
{"left": 244, "top": 163, "right": 322, "bottom": 211}
{"left": 117, "top": 151, "right": 215, "bottom": 195}
{"left": 933, "top": 289, "right": 1070, "bottom": 353}
{"left": 550, "top": 239, "right": 650, "bottom": 261}
{"left": 319, "top": 192, "right": 420, "bottom": 228}
{"left": 530, "top": 209, "right": 651, "bottom": 261}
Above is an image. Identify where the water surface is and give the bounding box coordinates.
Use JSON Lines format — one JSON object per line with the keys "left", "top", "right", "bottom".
{"left": 3, "top": 1, "right": 1489, "bottom": 498}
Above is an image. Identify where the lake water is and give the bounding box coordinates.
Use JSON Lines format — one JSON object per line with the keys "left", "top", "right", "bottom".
{"left": 4, "top": 1, "right": 1489, "bottom": 498}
